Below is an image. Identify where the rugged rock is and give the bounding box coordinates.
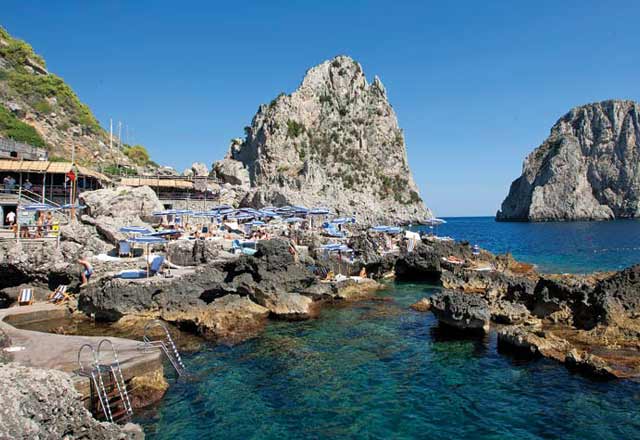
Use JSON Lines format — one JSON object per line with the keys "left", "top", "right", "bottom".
{"left": 0, "top": 363, "right": 144, "bottom": 439}
{"left": 0, "top": 328, "right": 11, "bottom": 364}
{"left": 166, "top": 239, "right": 222, "bottom": 266}
{"left": 213, "top": 55, "right": 430, "bottom": 225}
{"left": 430, "top": 290, "right": 491, "bottom": 333}
{"left": 80, "top": 186, "right": 164, "bottom": 223}
{"left": 498, "top": 100, "right": 640, "bottom": 221}
{"left": 212, "top": 147, "right": 251, "bottom": 188}
{"left": 166, "top": 295, "right": 270, "bottom": 345}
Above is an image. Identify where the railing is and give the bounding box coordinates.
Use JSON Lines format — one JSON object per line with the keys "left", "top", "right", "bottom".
{"left": 141, "top": 320, "right": 187, "bottom": 377}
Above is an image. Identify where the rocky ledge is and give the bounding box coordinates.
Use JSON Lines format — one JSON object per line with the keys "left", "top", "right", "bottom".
{"left": 402, "top": 239, "right": 640, "bottom": 379}
{"left": 80, "top": 239, "right": 382, "bottom": 345}
{"left": 0, "top": 363, "right": 144, "bottom": 439}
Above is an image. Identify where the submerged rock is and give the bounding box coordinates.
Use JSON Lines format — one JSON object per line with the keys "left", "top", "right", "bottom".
{"left": 497, "top": 100, "right": 640, "bottom": 221}
{"left": 430, "top": 290, "right": 491, "bottom": 333}
{"left": 410, "top": 297, "right": 432, "bottom": 312}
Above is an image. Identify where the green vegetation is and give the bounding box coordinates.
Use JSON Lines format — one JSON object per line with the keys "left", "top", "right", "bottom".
{"left": 103, "top": 164, "right": 137, "bottom": 176}
{"left": 0, "top": 26, "right": 102, "bottom": 134}
{"left": 286, "top": 120, "right": 305, "bottom": 138}
{"left": 33, "top": 99, "right": 53, "bottom": 114}
{"left": 48, "top": 155, "right": 68, "bottom": 162}
{"left": 409, "top": 190, "right": 421, "bottom": 203}
{"left": 0, "top": 103, "right": 45, "bottom": 147}
{"left": 123, "top": 144, "right": 151, "bottom": 166}
{"left": 0, "top": 27, "right": 46, "bottom": 69}
{"left": 269, "top": 92, "right": 287, "bottom": 108}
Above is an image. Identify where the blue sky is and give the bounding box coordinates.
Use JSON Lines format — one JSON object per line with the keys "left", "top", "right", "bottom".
{"left": 3, "top": 1, "right": 640, "bottom": 216}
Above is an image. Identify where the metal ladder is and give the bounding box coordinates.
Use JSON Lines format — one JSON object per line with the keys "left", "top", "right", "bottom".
{"left": 97, "top": 339, "right": 133, "bottom": 420}
{"left": 141, "top": 319, "right": 187, "bottom": 376}
{"left": 77, "top": 341, "right": 133, "bottom": 423}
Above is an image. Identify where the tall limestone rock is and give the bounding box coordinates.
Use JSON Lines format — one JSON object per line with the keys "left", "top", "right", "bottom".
{"left": 213, "top": 55, "right": 430, "bottom": 224}
{"left": 497, "top": 100, "right": 640, "bottom": 221}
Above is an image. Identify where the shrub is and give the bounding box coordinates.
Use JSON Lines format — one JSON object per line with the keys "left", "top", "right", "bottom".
{"left": 0, "top": 104, "right": 45, "bottom": 147}
{"left": 123, "top": 144, "right": 150, "bottom": 166}
{"left": 33, "top": 100, "right": 53, "bottom": 114}
{"left": 286, "top": 120, "right": 305, "bottom": 138}
{"left": 409, "top": 190, "right": 421, "bottom": 203}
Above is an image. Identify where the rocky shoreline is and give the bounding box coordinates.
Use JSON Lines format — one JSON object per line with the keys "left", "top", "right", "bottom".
{"left": 2, "top": 185, "right": 640, "bottom": 438}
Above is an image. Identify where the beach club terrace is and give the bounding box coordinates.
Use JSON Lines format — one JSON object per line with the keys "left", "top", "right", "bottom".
{"left": 0, "top": 159, "right": 109, "bottom": 203}
{"left": 119, "top": 175, "right": 221, "bottom": 209}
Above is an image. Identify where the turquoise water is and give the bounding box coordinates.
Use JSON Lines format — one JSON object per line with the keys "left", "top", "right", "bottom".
{"left": 136, "top": 219, "right": 640, "bottom": 439}
{"left": 417, "top": 217, "right": 640, "bottom": 273}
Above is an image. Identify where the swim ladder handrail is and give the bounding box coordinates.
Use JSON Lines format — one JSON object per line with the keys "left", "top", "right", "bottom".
{"left": 77, "top": 343, "right": 98, "bottom": 373}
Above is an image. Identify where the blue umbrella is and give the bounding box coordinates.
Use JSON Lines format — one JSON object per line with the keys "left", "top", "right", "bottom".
{"left": 249, "top": 220, "right": 266, "bottom": 226}
{"left": 309, "top": 208, "right": 331, "bottom": 215}
{"left": 284, "top": 217, "right": 304, "bottom": 223}
{"left": 149, "top": 229, "right": 181, "bottom": 237}
{"left": 120, "top": 226, "right": 152, "bottom": 235}
{"left": 152, "top": 210, "right": 177, "bottom": 216}
{"left": 331, "top": 217, "right": 355, "bottom": 225}
{"left": 127, "top": 235, "right": 167, "bottom": 277}
{"left": 370, "top": 225, "right": 391, "bottom": 232}
{"left": 59, "top": 203, "right": 86, "bottom": 210}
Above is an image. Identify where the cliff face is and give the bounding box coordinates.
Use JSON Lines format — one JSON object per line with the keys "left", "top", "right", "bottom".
{"left": 214, "top": 55, "right": 430, "bottom": 225}
{"left": 0, "top": 26, "right": 131, "bottom": 166}
{"left": 497, "top": 100, "right": 640, "bottom": 221}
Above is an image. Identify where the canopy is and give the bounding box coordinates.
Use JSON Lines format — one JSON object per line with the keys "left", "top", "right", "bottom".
{"left": 21, "top": 203, "right": 54, "bottom": 211}
{"left": 284, "top": 217, "right": 304, "bottom": 223}
{"left": 249, "top": 220, "right": 266, "bottom": 226}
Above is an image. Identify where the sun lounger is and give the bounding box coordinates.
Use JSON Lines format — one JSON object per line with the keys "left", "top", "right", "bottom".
{"left": 231, "top": 239, "right": 258, "bottom": 256}
{"left": 18, "top": 288, "right": 33, "bottom": 306}
{"left": 118, "top": 255, "right": 166, "bottom": 279}
{"left": 48, "top": 285, "right": 70, "bottom": 304}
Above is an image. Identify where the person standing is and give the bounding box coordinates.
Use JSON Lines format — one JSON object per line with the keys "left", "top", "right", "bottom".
{"left": 77, "top": 258, "right": 93, "bottom": 287}
{"left": 5, "top": 210, "right": 15, "bottom": 226}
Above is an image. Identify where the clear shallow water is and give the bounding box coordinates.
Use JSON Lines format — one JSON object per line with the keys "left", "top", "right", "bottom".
{"left": 137, "top": 283, "right": 640, "bottom": 439}
{"left": 416, "top": 217, "right": 640, "bottom": 273}
{"left": 136, "top": 218, "right": 640, "bottom": 439}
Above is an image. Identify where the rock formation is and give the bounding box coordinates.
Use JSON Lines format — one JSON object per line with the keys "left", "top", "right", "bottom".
{"left": 497, "top": 100, "right": 640, "bottom": 221}
{"left": 213, "top": 55, "right": 430, "bottom": 225}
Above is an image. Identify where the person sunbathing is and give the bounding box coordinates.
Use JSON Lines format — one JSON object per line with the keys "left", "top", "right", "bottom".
{"left": 359, "top": 267, "right": 367, "bottom": 278}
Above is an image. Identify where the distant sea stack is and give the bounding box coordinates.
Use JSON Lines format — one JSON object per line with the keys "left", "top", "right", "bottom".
{"left": 213, "top": 55, "right": 431, "bottom": 224}
{"left": 497, "top": 100, "right": 640, "bottom": 222}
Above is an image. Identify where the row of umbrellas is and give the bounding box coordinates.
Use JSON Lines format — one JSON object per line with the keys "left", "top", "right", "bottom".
{"left": 152, "top": 205, "right": 339, "bottom": 225}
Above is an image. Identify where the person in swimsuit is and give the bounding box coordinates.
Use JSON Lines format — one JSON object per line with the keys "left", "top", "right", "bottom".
{"left": 78, "top": 258, "right": 93, "bottom": 287}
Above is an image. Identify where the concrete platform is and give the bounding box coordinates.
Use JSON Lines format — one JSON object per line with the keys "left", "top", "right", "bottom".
{"left": 0, "top": 303, "right": 164, "bottom": 399}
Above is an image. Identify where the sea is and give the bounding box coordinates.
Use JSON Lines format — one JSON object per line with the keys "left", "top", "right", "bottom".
{"left": 135, "top": 217, "right": 640, "bottom": 439}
